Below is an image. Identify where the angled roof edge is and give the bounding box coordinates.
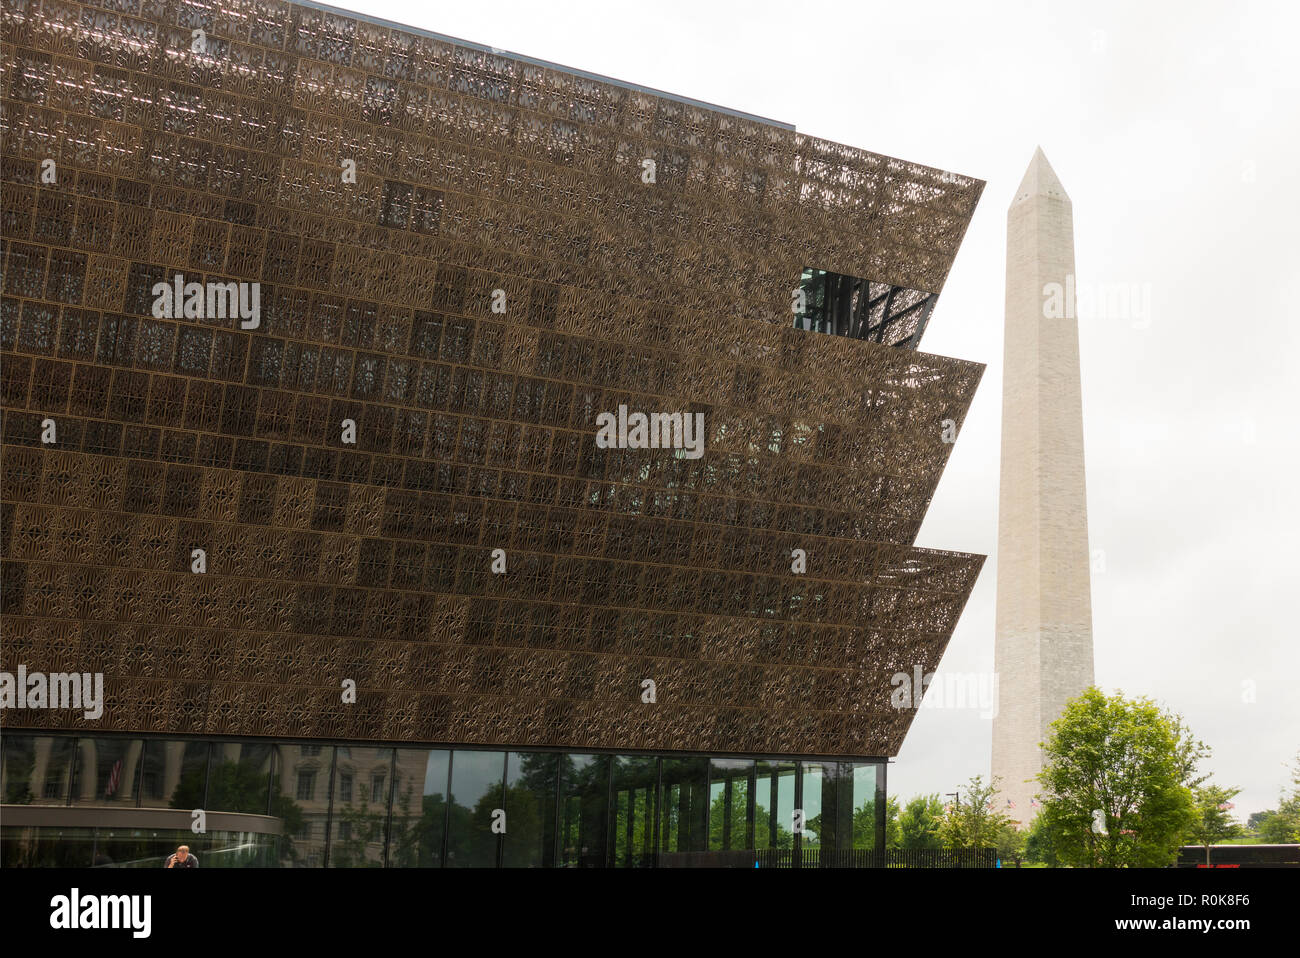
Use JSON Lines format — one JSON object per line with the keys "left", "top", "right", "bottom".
{"left": 293, "top": 0, "right": 797, "bottom": 130}
{"left": 293, "top": 2, "right": 986, "bottom": 217}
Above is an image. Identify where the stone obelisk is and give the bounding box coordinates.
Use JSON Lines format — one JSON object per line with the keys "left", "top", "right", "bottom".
{"left": 991, "top": 148, "right": 1095, "bottom": 821}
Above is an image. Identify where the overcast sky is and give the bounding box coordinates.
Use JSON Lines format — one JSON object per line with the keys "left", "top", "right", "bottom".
{"left": 347, "top": 0, "right": 1300, "bottom": 817}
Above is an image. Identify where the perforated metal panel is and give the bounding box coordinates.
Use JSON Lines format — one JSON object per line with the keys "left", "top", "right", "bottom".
{"left": 0, "top": 0, "right": 985, "bottom": 757}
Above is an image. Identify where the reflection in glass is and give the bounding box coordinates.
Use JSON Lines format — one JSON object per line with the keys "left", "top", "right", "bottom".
{"left": 138, "top": 739, "right": 209, "bottom": 808}
{"left": 754, "top": 760, "right": 796, "bottom": 850}
{"left": 446, "top": 750, "right": 505, "bottom": 867}
{"left": 559, "top": 753, "right": 608, "bottom": 867}
{"left": 71, "top": 738, "right": 143, "bottom": 807}
{"left": 388, "top": 749, "right": 449, "bottom": 867}
{"left": 273, "top": 744, "right": 333, "bottom": 867}
{"left": 793, "top": 267, "right": 938, "bottom": 347}
{"left": 1, "top": 735, "right": 78, "bottom": 806}
{"left": 659, "top": 757, "right": 708, "bottom": 857}
{"left": 0, "top": 824, "right": 281, "bottom": 868}
{"left": 328, "top": 747, "right": 392, "bottom": 867}
{"left": 503, "top": 752, "right": 557, "bottom": 867}
{"left": 611, "top": 755, "right": 657, "bottom": 867}
{"left": 708, "top": 758, "right": 752, "bottom": 851}
{"left": 848, "top": 763, "right": 878, "bottom": 849}
{"left": 802, "top": 761, "right": 852, "bottom": 863}
{"left": 193, "top": 742, "right": 274, "bottom": 815}
{"left": 0, "top": 736, "right": 889, "bottom": 867}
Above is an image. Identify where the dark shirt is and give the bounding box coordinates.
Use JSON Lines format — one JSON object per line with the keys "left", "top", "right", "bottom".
{"left": 165, "top": 852, "right": 199, "bottom": 868}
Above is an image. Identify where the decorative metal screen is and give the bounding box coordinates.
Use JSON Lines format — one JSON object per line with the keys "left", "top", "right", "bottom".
{"left": 0, "top": 0, "right": 985, "bottom": 758}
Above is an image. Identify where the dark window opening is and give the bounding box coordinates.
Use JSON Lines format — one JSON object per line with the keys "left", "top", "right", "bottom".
{"left": 793, "top": 268, "right": 938, "bottom": 349}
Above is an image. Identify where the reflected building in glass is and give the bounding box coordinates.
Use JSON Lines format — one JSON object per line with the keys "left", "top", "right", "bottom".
{"left": 0, "top": 0, "right": 984, "bottom": 866}
{"left": 2, "top": 733, "right": 888, "bottom": 867}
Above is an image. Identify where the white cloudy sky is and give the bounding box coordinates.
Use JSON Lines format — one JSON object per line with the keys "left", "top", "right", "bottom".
{"left": 346, "top": 0, "right": 1300, "bottom": 817}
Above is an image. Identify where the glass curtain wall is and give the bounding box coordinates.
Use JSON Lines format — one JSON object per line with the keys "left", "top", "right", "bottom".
{"left": 558, "top": 753, "right": 608, "bottom": 867}
{"left": 446, "top": 749, "right": 505, "bottom": 867}
{"left": 0, "top": 734, "right": 885, "bottom": 867}
{"left": 503, "top": 752, "right": 558, "bottom": 867}
{"left": 708, "top": 758, "right": 753, "bottom": 852}
{"left": 612, "top": 754, "right": 658, "bottom": 867}
{"left": 388, "top": 748, "right": 450, "bottom": 867}
{"left": 659, "top": 757, "right": 709, "bottom": 859}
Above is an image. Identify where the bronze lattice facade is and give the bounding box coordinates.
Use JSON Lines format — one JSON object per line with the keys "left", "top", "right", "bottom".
{"left": 0, "top": 0, "right": 984, "bottom": 759}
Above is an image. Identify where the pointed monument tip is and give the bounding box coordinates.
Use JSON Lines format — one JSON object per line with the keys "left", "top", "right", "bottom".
{"left": 1010, "top": 146, "right": 1070, "bottom": 208}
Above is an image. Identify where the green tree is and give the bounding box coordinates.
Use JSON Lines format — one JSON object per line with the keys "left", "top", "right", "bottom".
{"left": 996, "top": 821, "right": 1027, "bottom": 865}
{"left": 1025, "top": 813, "right": 1059, "bottom": 867}
{"left": 849, "top": 795, "right": 900, "bottom": 849}
{"left": 706, "top": 785, "right": 747, "bottom": 850}
{"left": 1258, "top": 751, "right": 1300, "bottom": 844}
{"left": 1187, "top": 783, "right": 1243, "bottom": 865}
{"left": 1259, "top": 809, "right": 1299, "bottom": 844}
{"left": 388, "top": 790, "right": 447, "bottom": 867}
{"left": 1036, "top": 688, "right": 1202, "bottom": 867}
{"left": 754, "top": 799, "right": 795, "bottom": 849}
{"left": 328, "top": 799, "right": 388, "bottom": 867}
{"left": 897, "top": 794, "right": 944, "bottom": 850}
{"left": 938, "top": 775, "right": 1013, "bottom": 851}
{"left": 442, "top": 782, "right": 505, "bottom": 866}
{"left": 883, "top": 795, "right": 901, "bottom": 849}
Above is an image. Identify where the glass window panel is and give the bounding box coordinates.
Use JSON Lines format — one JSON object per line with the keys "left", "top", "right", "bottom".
{"left": 848, "top": 763, "right": 879, "bottom": 850}
{"left": 328, "top": 747, "right": 392, "bottom": 867}
{"left": 272, "top": 744, "right": 333, "bottom": 867}
{"left": 801, "top": 761, "right": 848, "bottom": 863}
{"left": 388, "top": 749, "right": 449, "bottom": 867}
{"left": 1, "top": 734, "right": 77, "bottom": 805}
{"left": 658, "top": 757, "right": 708, "bottom": 857}
{"left": 558, "top": 753, "right": 608, "bottom": 867}
{"left": 446, "top": 749, "right": 505, "bottom": 868}
{"left": 820, "top": 761, "right": 855, "bottom": 857}
{"left": 708, "top": 758, "right": 752, "bottom": 852}
{"left": 502, "top": 752, "right": 557, "bottom": 867}
{"left": 0, "top": 824, "right": 281, "bottom": 868}
{"left": 611, "top": 755, "right": 657, "bottom": 867}
{"left": 204, "top": 741, "right": 274, "bottom": 814}
{"left": 137, "top": 739, "right": 209, "bottom": 808}
{"left": 754, "top": 760, "right": 796, "bottom": 851}
{"left": 71, "top": 738, "right": 144, "bottom": 807}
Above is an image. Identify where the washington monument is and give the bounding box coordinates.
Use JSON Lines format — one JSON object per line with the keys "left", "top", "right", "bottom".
{"left": 991, "top": 148, "right": 1095, "bottom": 820}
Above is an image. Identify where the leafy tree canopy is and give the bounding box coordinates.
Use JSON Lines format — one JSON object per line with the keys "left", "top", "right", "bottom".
{"left": 938, "top": 775, "right": 1014, "bottom": 851}
{"left": 1036, "top": 688, "right": 1204, "bottom": 867}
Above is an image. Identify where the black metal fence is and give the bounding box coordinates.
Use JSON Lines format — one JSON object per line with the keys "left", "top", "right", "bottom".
{"left": 658, "top": 847, "right": 998, "bottom": 868}
{"left": 1176, "top": 844, "right": 1300, "bottom": 868}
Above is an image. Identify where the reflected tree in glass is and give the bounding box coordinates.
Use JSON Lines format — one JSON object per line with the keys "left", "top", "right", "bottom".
{"left": 446, "top": 750, "right": 505, "bottom": 867}
{"left": 559, "top": 754, "right": 608, "bottom": 867}
{"left": 612, "top": 755, "right": 657, "bottom": 866}
{"left": 328, "top": 800, "right": 389, "bottom": 868}
{"left": 169, "top": 759, "right": 303, "bottom": 866}
{"left": 388, "top": 751, "right": 450, "bottom": 868}
{"left": 503, "top": 752, "right": 557, "bottom": 867}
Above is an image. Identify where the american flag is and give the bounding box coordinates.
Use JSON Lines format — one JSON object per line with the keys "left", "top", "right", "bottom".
{"left": 1007, "top": 799, "right": 1016, "bottom": 808}
{"left": 1030, "top": 799, "right": 1041, "bottom": 808}
{"left": 1218, "top": 802, "right": 1235, "bottom": 811}
{"left": 105, "top": 759, "right": 122, "bottom": 798}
